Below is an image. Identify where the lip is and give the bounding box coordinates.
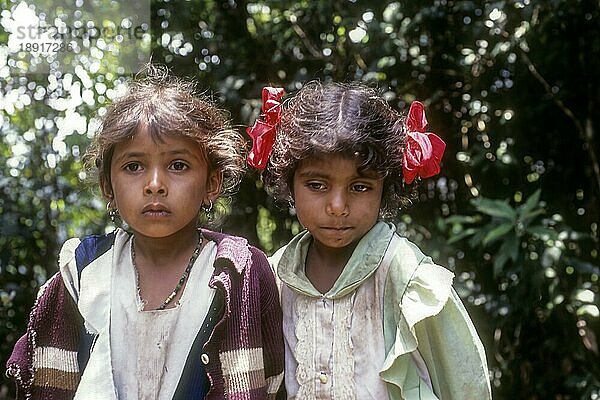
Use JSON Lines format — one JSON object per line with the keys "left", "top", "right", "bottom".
{"left": 321, "top": 226, "right": 352, "bottom": 231}
{"left": 142, "top": 203, "right": 170, "bottom": 216}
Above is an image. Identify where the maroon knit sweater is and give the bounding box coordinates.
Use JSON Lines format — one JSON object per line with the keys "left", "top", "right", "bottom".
{"left": 6, "top": 229, "right": 285, "bottom": 400}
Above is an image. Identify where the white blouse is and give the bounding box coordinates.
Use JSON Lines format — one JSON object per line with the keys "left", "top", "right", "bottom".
{"left": 111, "top": 236, "right": 217, "bottom": 400}
{"left": 271, "top": 223, "right": 440, "bottom": 400}
{"left": 59, "top": 230, "right": 217, "bottom": 400}
{"left": 280, "top": 269, "right": 392, "bottom": 399}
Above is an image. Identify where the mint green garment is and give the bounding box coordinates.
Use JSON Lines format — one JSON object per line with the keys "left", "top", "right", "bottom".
{"left": 270, "top": 221, "right": 492, "bottom": 399}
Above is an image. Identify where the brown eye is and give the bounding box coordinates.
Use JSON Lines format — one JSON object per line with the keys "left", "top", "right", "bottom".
{"left": 170, "top": 161, "right": 188, "bottom": 171}
{"left": 124, "top": 162, "right": 141, "bottom": 172}
{"left": 307, "top": 181, "right": 326, "bottom": 191}
{"left": 352, "top": 184, "right": 370, "bottom": 192}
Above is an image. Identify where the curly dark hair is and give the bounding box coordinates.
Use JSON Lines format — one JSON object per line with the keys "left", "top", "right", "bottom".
{"left": 84, "top": 63, "right": 246, "bottom": 225}
{"left": 262, "top": 81, "right": 417, "bottom": 220}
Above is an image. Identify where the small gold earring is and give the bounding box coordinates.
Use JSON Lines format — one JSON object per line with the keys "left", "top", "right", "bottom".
{"left": 107, "top": 200, "right": 118, "bottom": 222}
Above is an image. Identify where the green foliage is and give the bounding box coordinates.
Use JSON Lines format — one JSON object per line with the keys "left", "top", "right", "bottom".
{"left": 445, "top": 189, "right": 600, "bottom": 396}
{"left": 449, "top": 189, "right": 548, "bottom": 276}
{"left": 2, "top": 0, "right": 599, "bottom": 398}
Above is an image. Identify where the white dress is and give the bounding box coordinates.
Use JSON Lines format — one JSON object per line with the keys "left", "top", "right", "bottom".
{"left": 270, "top": 222, "right": 491, "bottom": 400}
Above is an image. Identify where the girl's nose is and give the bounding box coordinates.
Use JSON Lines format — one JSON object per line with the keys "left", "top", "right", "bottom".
{"left": 144, "top": 169, "right": 167, "bottom": 196}
{"left": 326, "top": 190, "right": 349, "bottom": 216}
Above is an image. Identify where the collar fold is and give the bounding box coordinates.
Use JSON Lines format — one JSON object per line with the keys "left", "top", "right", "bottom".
{"left": 277, "top": 221, "right": 395, "bottom": 299}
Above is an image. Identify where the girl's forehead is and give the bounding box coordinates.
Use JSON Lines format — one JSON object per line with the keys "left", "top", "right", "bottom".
{"left": 296, "top": 154, "right": 380, "bottom": 178}
{"left": 299, "top": 153, "right": 354, "bottom": 166}
{"left": 299, "top": 152, "right": 361, "bottom": 167}
{"left": 112, "top": 128, "right": 205, "bottom": 157}
{"left": 126, "top": 127, "right": 199, "bottom": 147}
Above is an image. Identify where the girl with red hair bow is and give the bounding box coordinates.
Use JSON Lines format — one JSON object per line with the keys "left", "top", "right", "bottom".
{"left": 248, "top": 81, "right": 491, "bottom": 400}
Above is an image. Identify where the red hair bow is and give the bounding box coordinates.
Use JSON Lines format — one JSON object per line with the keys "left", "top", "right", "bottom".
{"left": 402, "top": 101, "right": 446, "bottom": 184}
{"left": 246, "top": 86, "right": 285, "bottom": 170}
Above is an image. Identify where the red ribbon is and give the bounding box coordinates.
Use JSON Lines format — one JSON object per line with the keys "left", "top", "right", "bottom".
{"left": 246, "top": 87, "right": 285, "bottom": 170}
{"left": 402, "top": 101, "right": 446, "bottom": 184}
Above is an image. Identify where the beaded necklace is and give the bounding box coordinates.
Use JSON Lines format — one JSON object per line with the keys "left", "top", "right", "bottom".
{"left": 131, "top": 232, "right": 203, "bottom": 310}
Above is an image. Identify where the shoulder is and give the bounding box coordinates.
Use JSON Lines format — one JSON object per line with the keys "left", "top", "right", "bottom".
{"left": 388, "top": 235, "right": 430, "bottom": 265}
{"left": 267, "top": 244, "right": 288, "bottom": 274}
{"left": 267, "top": 229, "right": 312, "bottom": 275}
{"left": 59, "top": 229, "right": 124, "bottom": 300}
{"left": 388, "top": 234, "right": 452, "bottom": 275}
{"left": 385, "top": 234, "right": 454, "bottom": 324}
{"left": 65, "top": 231, "right": 118, "bottom": 269}
{"left": 386, "top": 234, "right": 454, "bottom": 299}
{"left": 203, "top": 231, "right": 279, "bottom": 308}
{"left": 202, "top": 229, "right": 271, "bottom": 276}
{"left": 248, "top": 244, "right": 275, "bottom": 281}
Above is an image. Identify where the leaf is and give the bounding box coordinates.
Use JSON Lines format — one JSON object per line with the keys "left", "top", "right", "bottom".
{"left": 504, "top": 234, "right": 520, "bottom": 263}
{"left": 493, "top": 251, "right": 509, "bottom": 279}
{"left": 521, "top": 209, "right": 545, "bottom": 226}
{"left": 447, "top": 228, "right": 477, "bottom": 244}
{"left": 483, "top": 222, "right": 514, "bottom": 245}
{"left": 493, "top": 234, "right": 520, "bottom": 278}
{"left": 527, "top": 226, "right": 558, "bottom": 240}
{"left": 471, "top": 197, "right": 517, "bottom": 221}
{"left": 519, "top": 189, "right": 541, "bottom": 218}
{"left": 445, "top": 215, "right": 479, "bottom": 224}
{"left": 468, "top": 222, "right": 496, "bottom": 247}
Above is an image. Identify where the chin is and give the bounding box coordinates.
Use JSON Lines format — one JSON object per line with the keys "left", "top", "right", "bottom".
{"left": 323, "top": 238, "right": 357, "bottom": 249}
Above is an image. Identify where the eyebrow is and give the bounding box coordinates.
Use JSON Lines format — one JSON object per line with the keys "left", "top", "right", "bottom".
{"left": 114, "top": 149, "right": 200, "bottom": 162}
{"left": 296, "top": 170, "right": 330, "bottom": 179}
{"left": 296, "top": 169, "right": 381, "bottom": 180}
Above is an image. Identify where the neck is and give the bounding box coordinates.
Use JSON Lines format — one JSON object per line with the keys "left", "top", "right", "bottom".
{"left": 132, "top": 224, "right": 201, "bottom": 268}
{"left": 309, "top": 240, "right": 358, "bottom": 269}
{"left": 305, "top": 239, "right": 359, "bottom": 294}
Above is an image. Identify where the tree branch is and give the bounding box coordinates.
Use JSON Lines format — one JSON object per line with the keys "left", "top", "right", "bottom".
{"left": 516, "top": 4, "right": 600, "bottom": 197}
{"left": 290, "top": 21, "right": 323, "bottom": 59}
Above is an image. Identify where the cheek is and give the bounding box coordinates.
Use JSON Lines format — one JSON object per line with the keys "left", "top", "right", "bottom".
{"left": 110, "top": 177, "right": 140, "bottom": 205}
{"left": 292, "top": 200, "right": 314, "bottom": 225}
{"left": 364, "top": 190, "right": 384, "bottom": 218}
{"left": 110, "top": 178, "right": 128, "bottom": 197}
{"left": 292, "top": 188, "right": 313, "bottom": 209}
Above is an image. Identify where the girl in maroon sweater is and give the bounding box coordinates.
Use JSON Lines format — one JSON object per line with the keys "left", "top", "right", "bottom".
{"left": 7, "top": 65, "right": 284, "bottom": 400}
